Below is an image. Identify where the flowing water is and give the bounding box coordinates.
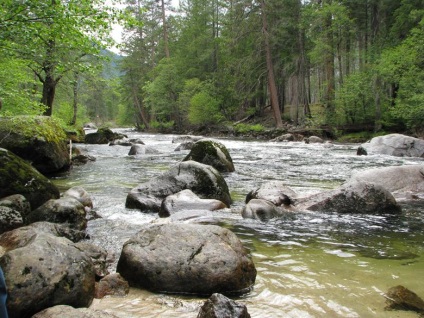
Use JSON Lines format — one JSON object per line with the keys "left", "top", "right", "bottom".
{"left": 53, "top": 129, "right": 424, "bottom": 318}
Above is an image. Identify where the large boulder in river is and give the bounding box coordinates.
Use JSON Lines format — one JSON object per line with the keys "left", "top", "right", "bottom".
{"left": 126, "top": 161, "right": 232, "bottom": 212}
{"left": 0, "top": 226, "right": 95, "bottom": 317}
{"left": 0, "top": 148, "right": 60, "bottom": 209}
{"left": 26, "top": 197, "right": 87, "bottom": 230}
{"left": 183, "top": 139, "right": 235, "bottom": 172}
{"left": 298, "top": 180, "right": 401, "bottom": 214}
{"left": 0, "top": 116, "right": 71, "bottom": 174}
{"left": 117, "top": 223, "right": 256, "bottom": 295}
{"left": 159, "top": 189, "right": 227, "bottom": 218}
{"left": 246, "top": 181, "right": 297, "bottom": 207}
{"left": 349, "top": 165, "right": 424, "bottom": 197}
{"left": 128, "top": 144, "right": 160, "bottom": 155}
{"left": 85, "top": 127, "right": 126, "bottom": 144}
{"left": 241, "top": 199, "right": 284, "bottom": 221}
{"left": 359, "top": 134, "right": 424, "bottom": 157}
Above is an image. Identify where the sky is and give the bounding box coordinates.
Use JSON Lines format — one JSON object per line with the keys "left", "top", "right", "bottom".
{"left": 109, "top": 0, "right": 180, "bottom": 54}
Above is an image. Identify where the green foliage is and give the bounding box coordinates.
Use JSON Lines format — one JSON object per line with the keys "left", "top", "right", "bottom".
{"left": 188, "top": 81, "right": 223, "bottom": 126}
{"left": 234, "top": 123, "right": 265, "bottom": 134}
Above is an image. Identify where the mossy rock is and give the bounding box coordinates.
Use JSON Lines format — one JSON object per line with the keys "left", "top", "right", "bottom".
{"left": 0, "top": 148, "right": 60, "bottom": 210}
{"left": 85, "top": 127, "right": 126, "bottom": 144}
{"left": 0, "top": 116, "right": 70, "bottom": 174}
{"left": 183, "top": 139, "right": 235, "bottom": 172}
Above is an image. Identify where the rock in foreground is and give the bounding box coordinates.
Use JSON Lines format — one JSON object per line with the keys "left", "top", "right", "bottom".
{"left": 197, "top": 293, "right": 251, "bottom": 318}
{"left": 117, "top": 223, "right": 256, "bottom": 295}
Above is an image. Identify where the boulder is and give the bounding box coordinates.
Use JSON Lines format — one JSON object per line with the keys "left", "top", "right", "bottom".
{"left": 241, "top": 199, "right": 284, "bottom": 221}
{"left": 172, "top": 135, "right": 203, "bottom": 144}
{"left": 126, "top": 161, "right": 232, "bottom": 212}
{"left": 110, "top": 137, "right": 145, "bottom": 147}
{"left": 271, "top": 133, "right": 295, "bottom": 142}
{"left": 74, "top": 242, "right": 109, "bottom": 279}
{"left": 0, "top": 206, "right": 23, "bottom": 234}
{"left": 72, "top": 153, "right": 96, "bottom": 165}
{"left": 175, "top": 141, "right": 195, "bottom": 151}
{"left": 94, "top": 273, "right": 129, "bottom": 299}
{"left": 85, "top": 128, "right": 126, "bottom": 144}
{"left": 32, "top": 305, "right": 119, "bottom": 318}
{"left": 0, "top": 148, "right": 60, "bottom": 210}
{"left": 159, "top": 189, "right": 227, "bottom": 218}
{"left": 359, "top": 134, "right": 424, "bottom": 157}
{"left": 183, "top": 140, "right": 235, "bottom": 173}
{"left": 384, "top": 285, "right": 424, "bottom": 314}
{"left": 0, "top": 116, "right": 71, "bottom": 174}
{"left": 0, "top": 226, "right": 95, "bottom": 317}
{"left": 0, "top": 194, "right": 31, "bottom": 219}
{"left": 305, "top": 136, "right": 324, "bottom": 144}
{"left": 197, "top": 293, "right": 251, "bottom": 318}
{"left": 117, "top": 223, "right": 256, "bottom": 295}
{"left": 26, "top": 197, "right": 87, "bottom": 231}
{"left": 298, "top": 180, "right": 401, "bottom": 214}
{"left": 246, "top": 181, "right": 297, "bottom": 207}
{"left": 349, "top": 165, "right": 424, "bottom": 195}
{"left": 28, "top": 221, "right": 87, "bottom": 242}
{"left": 128, "top": 144, "right": 160, "bottom": 155}
{"left": 63, "top": 186, "right": 94, "bottom": 210}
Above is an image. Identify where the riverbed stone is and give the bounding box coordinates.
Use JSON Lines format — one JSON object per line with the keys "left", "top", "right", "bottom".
{"left": 0, "top": 226, "right": 95, "bottom": 317}
{"left": 32, "top": 305, "right": 119, "bottom": 318}
{"left": 75, "top": 242, "right": 109, "bottom": 279}
{"left": 298, "top": 180, "right": 401, "bottom": 214}
{"left": 384, "top": 285, "right": 424, "bottom": 314}
{"left": 117, "top": 223, "right": 256, "bottom": 295}
{"left": 349, "top": 165, "right": 424, "bottom": 197}
{"left": 175, "top": 141, "right": 195, "bottom": 151}
{"left": 26, "top": 197, "right": 87, "bottom": 230}
{"left": 0, "top": 116, "right": 71, "bottom": 174}
{"left": 63, "top": 186, "right": 93, "bottom": 210}
{"left": 85, "top": 128, "right": 126, "bottom": 144}
{"left": 128, "top": 144, "right": 160, "bottom": 155}
{"left": 241, "top": 199, "right": 284, "bottom": 221}
{"left": 359, "top": 133, "right": 424, "bottom": 157}
{"left": 29, "top": 221, "right": 87, "bottom": 242}
{"left": 183, "top": 139, "right": 235, "bottom": 172}
{"left": 94, "top": 273, "right": 130, "bottom": 299}
{"left": 246, "top": 181, "right": 297, "bottom": 207}
{"left": 305, "top": 136, "right": 324, "bottom": 143}
{"left": 0, "top": 206, "right": 23, "bottom": 234}
{"left": 197, "top": 293, "right": 251, "bottom": 318}
{"left": 0, "top": 148, "right": 60, "bottom": 210}
{"left": 0, "top": 194, "right": 31, "bottom": 219}
{"left": 271, "top": 133, "right": 295, "bottom": 142}
{"left": 172, "top": 135, "right": 204, "bottom": 144}
{"left": 126, "top": 160, "right": 232, "bottom": 212}
{"left": 159, "top": 189, "right": 227, "bottom": 217}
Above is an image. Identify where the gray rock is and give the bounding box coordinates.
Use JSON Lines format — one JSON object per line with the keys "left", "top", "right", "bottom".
{"left": 197, "top": 293, "right": 250, "bottom": 318}
{"left": 349, "top": 165, "right": 424, "bottom": 195}
{"left": 0, "top": 194, "right": 31, "bottom": 219}
{"left": 241, "top": 199, "right": 284, "bottom": 221}
{"left": 246, "top": 181, "right": 297, "bottom": 207}
{"left": 159, "top": 189, "right": 227, "bottom": 218}
{"left": 32, "top": 305, "right": 119, "bottom": 318}
{"left": 26, "top": 197, "right": 87, "bottom": 231}
{"left": 305, "top": 136, "right": 324, "bottom": 143}
{"left": 126, "top": 161, "right": 232, "bottom": 212}
{"left": 29, "top": 221, "right": 87, "bottom": 242}
{"left": 359, "top": 134, "right": 424, "bottom": 158}
{"left": 74, "top": 242, "right": 109, "bottom": 279}
{"left": 175, "top": 141, "right": 195, "bottom": 151}
{"left": 172, "top": 135, "right": 203, "bottom": 144}
{"left": 271, "top": 133, "right": 295, "bottom": 142}
{"left": 117, "top": 223, "right": 256, "bottom": 295}
{"left": 0, "top": 206, "right": 23, "bottom": 234}
{"left": 298, "top": 180, "right": 401, "bottom": 214}
{"left": 85, "top": 128, "right": 126, "bottom": 145}
{"left": 128, "top": 144, "right": 160, "bottom": 155}
{"left": 63, "top": 186, "right": 93, "bottom": 209}
{"left": 183, "top": 139, "right": 235, "bottom": 172}
{"left": 0, "top": 148, "right": 60, "bottom": 210}
{"left": 0, "top": 227, "right": 95, "bottom": 317}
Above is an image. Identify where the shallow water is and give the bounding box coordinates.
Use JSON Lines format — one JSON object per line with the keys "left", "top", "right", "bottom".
{"left": 53, "top": 129, "right": 424, "bottom": 317}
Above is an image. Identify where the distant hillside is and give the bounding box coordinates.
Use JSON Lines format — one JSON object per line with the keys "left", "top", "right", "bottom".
{"left": 101, "top": 49, "right": 124, "bottom": 79}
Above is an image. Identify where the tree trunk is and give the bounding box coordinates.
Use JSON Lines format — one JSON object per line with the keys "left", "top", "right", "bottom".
{"left": 70, "top": 72, "right": 79, "bottom": 125}
{"left": 323, "top": 0, "right": 335, "bottom": 123}
{"left": 41, "top": 74, "right": 56, "bottom": 116}
{"left": 160, "top": 0, "right": 170, "bottom": 58}
{"left": 260, "top": 0, "right": 283, "bottom": 128}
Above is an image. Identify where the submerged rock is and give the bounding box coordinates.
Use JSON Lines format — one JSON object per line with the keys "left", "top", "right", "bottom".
{"left": 0, "top": 148, "right": 60, "bottom": 210}
{"left": 126, "top": 161, "right": 232, "bottom": 212}
{"left": 183, "top": 139, "right": 235, "bottom": 172}
{"left": 359, "top": 134, "right": 424, "bottom": 158}
{"left": 197, "top": 293, "right": 251, "bottom": 318}
{"left": 117, "top": 223, "right": 256, "bottom": 295}
{"left": 94, "top": 273, "right": 129, "bottom": 299}
{"left": 384, "top": 285, "right": 424, "bottom": 315}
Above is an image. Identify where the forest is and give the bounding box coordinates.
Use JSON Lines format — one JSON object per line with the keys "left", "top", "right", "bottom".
{"left": 1, "top": 0, "right": 423, "bottom": 138}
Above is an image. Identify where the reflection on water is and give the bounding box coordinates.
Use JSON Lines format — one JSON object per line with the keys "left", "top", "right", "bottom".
{"left": 53, "top": 129, "right": 424, "bottom": 317}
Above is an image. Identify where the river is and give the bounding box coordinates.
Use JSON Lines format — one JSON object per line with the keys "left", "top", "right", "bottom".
{"left": 53, "top": 129, "right": 424, "bottom": 318}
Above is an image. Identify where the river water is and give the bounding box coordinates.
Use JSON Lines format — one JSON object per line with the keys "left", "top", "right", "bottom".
{"left": 53, "top": 129, "right": 424, "bottom": 318}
